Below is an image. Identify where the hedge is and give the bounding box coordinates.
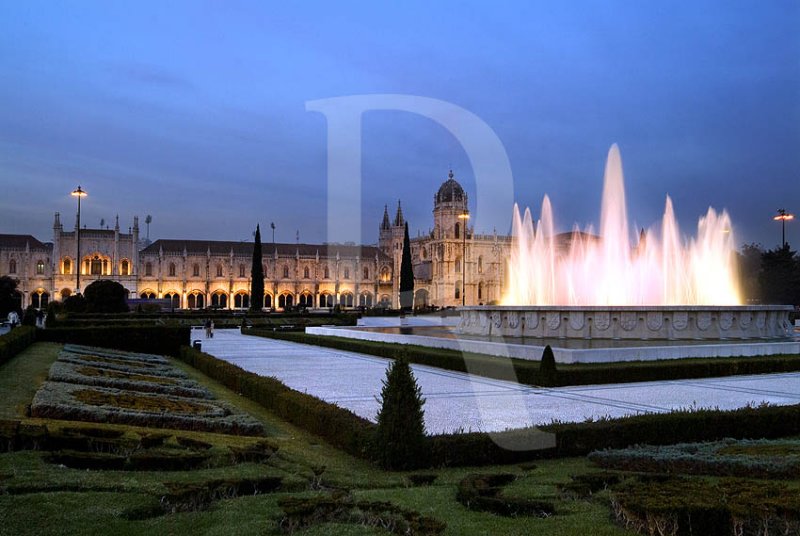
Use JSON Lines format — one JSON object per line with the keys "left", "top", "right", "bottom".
{"left": 0, "top": 326, "right": 37, "bottom": 366}
{"left": 39, "top": 326, "right": 190, "bottom": 356}
{"left": 175, "top": 342, "right": 800, "bottom": 467}
{"left": 176, "top": 346, "right": 374, "bottom": 457}
{"left": 543, "top": 403, "right": 800, "bottom": 456}
{"left": 250, "top": 330, "right": 800, "bottom": 387}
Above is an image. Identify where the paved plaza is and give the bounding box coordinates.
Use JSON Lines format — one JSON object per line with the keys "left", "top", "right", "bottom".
{"left": 194, "top": 328, "right": 800, "bottom": 435}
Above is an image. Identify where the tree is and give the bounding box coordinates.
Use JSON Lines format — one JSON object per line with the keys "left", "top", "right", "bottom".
{"left": 0, "top": 276, "right": 21, "bottom": 318}
{"left": 250, "top": 224, "right": 265, "bottom": 311}
{"left": 539, "top": 344, "right": 557, "bottom": 386}
{"left": 399, "top": 222, "right": 414, "bottom": 311}
{"left": 83, "top": 280, "right": 130, "bottom": 313}
{"left": 759, "top": 244, "right": 800, "bottom": 305}
{"left": 372, "top": 356, "right": 427, "bottom": 470}
{"left": 737, "top": 243, "right": 764, "bottom": 303}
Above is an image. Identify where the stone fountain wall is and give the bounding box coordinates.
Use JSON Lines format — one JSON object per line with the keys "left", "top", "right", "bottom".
{"left": 458, "top": 305, "right": 794, "bottom": 340}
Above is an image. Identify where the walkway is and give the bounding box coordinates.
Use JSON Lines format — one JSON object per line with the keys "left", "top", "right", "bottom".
{"left": 195, "top": 328, "right": 800, "bottom": 435}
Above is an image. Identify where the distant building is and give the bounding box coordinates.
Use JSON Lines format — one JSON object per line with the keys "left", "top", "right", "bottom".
{"left": 0, "top": 172, "right": 590, "bottom": 310}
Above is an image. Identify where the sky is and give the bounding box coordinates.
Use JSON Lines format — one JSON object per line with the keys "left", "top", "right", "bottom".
{"left": 0, "top": 0, "right": 798, "bottom": 249}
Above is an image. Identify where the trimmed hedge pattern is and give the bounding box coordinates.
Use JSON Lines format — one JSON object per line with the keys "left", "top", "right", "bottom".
{"left": 39, "top": 326, "right": 190, "bottom": 356}
{"left": 0, "top": 326, "right": 36, "bottom": 365}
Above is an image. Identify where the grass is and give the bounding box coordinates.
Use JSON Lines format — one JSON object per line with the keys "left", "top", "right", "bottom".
{"left": 2, "top": 342, "right": 798, "bottom": 535}
{"left": 0, "top": 342, "right": 60, "bottom": 418}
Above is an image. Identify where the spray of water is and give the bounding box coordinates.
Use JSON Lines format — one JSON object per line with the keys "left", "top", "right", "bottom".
{"left": 502, "top": 145, "right": 740, "bottom": 306}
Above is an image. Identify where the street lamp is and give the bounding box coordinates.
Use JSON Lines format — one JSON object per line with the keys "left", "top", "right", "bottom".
{"left": 458, "top": 211, "right": 470, "bottom": 306}
{"left": 773, "top": 209, "right": 794, "bottom": 248}
{"left": 71, "top": 186, "right": 88, "bottom": 294}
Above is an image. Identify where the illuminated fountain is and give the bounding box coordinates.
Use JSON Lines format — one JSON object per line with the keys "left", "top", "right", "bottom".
{"left": 460, "top": 145, "right": 793, "bottom": 341}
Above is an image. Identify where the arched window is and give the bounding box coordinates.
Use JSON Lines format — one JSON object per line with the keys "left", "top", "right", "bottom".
{"left": 62, "top": 258, "right": 71, "bottom": 275}
{"left": 32, "top": 290, "right": 49, "bottom": 309}
{"left": 234, "top": 292, "right": 250, "bottom": 309}
{"left": 379, "top": 294, "right": 391, "bottom": 308}
{"left": 165, "top": 292, "right": 180, "bottom": 309}
{"left": 478, "top": 281, "right": 483, "bottom": 301}
{"left": 324, "top": 266, "right": 330, "bottom": 279}
{"left": 60, "top": 288, "right": 72, "bottom": 299}
{"left": 319, "top": 293, "right": 333, "bottom": 308}
{"left": 363, "top": 266, "right": 369, "bottom": 280}
{"left": 36, "top": 260, "right": 45, "bottom": 275}
{"left": 454, "top": 222, "right": 460, "bottom": 239}
{"left": 359, "top": 292, "right": 373, "bottom": 308}
{"left": 168, "top": 263, "right": 176, "bottom": 276}
{"left": 187, "top": 292, "right": 204, "bottom": 309}
{"left": 211, "top": 291, "right": 227, "bottom": 308}
{"left": 298, "top": 293, "right": 313, "bottom": 308}
{"left": 455, "top": 257, "right": 461, "bottom": 273}
{"left": 89, "top": 256, "right": 102, "bottom": 275}
{"left": 144, "top": 262, "right": 152, "bottom": 276}
{"left": 264, "top": 293, "right": 272, "bottom": 309}
{"left": 121, "top": 260, "right": 129, "bottom": 276}
{"left": 283, "top": 265, "right": 289, "bottom": 278}
{"left": 421, "top": 248, "right": 427, "bottom": 260}
{"left": 193, "top": 264, "right": 200, "bottom": 277}
{"left": 9, "top": 259, "right": 16, "bottom": 274}
{"left": 380, "top": 266, "right": 391, "bottom": 282}
{"left": 140, "top": 291, "right": 156, "bottom": 300}
{"left": 239, "top": 264, "right": 246, "bottom": 278}
{"left": 455, "top": 281, "right": 461, "bottom": 300}
{"left": 215, "top": 264, "right": 222, "bottom": 277}
{"left": 478, "top": 256, "right": 483, "bottom": 274}
{"left": 278, "top": 293, "right": 293, "bottom": 309}
{"left": 344, "top": 267, "right": 350, "bottom": 279}
{"left": 340, "top": 292, "right": 354, "bottom": 308}
{"left": 303, "top": 266, "right": 310, "bottom": 279}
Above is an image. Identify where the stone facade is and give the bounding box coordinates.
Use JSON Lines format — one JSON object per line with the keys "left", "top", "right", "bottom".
{"left": 0, "top": 172, "right": 521, "bottom": 310}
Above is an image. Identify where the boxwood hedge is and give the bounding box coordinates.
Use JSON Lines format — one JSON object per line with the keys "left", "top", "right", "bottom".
{"left": 0, "top": 326, "right": 36, "bottom": 365}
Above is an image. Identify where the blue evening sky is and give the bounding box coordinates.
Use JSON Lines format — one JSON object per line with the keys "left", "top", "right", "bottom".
{"left": 0, "top": 1, "right": 798, "bottom": 248}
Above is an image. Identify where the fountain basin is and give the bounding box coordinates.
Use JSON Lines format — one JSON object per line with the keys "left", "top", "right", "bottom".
{"left": 459, "top": 305, "right": 794, "bottom": 341}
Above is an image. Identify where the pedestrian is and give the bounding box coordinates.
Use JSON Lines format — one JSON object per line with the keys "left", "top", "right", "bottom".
{"left": 204, "top": 318, "right": 211, "bottom": 339}
{"left": 210, "top": 319, "right": 215, "bottom": 338}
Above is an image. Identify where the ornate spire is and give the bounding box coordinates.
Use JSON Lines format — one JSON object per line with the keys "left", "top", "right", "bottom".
{"left": 380, "top": 204, "right": 391, "bottom": 231}
{"left": 393, "top": 200, "right": 404, "bottom": 227}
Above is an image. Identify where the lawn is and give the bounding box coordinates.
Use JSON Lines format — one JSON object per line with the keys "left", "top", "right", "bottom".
{"left": 2, "top": 341, "right": 797, "bottom": 535}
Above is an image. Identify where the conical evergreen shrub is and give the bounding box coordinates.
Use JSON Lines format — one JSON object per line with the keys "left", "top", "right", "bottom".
{"left": 372, "top": 355, "right": 427, "bottom": 470}
{"left": 539, "top": 344, "right": 557, "bottom": 386}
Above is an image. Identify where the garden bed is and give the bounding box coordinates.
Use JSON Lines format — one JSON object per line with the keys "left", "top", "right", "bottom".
{"left": 30, "top": 345, "right": 264, "bottom": 436}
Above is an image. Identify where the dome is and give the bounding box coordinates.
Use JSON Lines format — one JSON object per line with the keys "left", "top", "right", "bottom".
{"left": 436, "top": 171, "right": 465, "bottom": 204}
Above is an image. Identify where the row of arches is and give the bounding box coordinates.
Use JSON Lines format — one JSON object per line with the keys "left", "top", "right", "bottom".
{"left": 145, "top": 262, "right": 386, "bottom": 281}
{"left": 137, "top": 290, "right": 379, "bottom": 310}
{"left": 59, "top": 256, "right": 131, "bottom": 276}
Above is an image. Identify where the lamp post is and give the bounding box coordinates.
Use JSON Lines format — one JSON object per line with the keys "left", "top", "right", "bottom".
{"left": 458, "top": 211, "right": 470, "bottom": 306}
{"left": 774, "top": 209, "right": 794, "bottom": 248}
{"left": 71, "top": 186, "right": 88, "bottom": 294}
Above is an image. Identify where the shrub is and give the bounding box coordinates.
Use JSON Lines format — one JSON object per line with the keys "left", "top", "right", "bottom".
{"left": 456, "top": 473, "right": 555, "bottom": 517}
{"left": 62, "top": 294, "right": 87, "bottom": 313}
{"left": 0, "top": 325, "right": 36, "bottom": 365}
{"left": 278, "top": 494, "right": 446, "bottom": 535}
{"left": 539, "top": 345, "right": 557, "bottom": 386}
{"left": 83, "top": 280, "right": 130, "bottom": 313}
{"left": 372, "top": 357, "right": 428, "bottom": 470}
{"left": 39, "top": 326, "right": 190, "bottom": 356}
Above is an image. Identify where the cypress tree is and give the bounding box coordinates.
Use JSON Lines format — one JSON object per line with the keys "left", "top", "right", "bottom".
{"left": 399, "top": 222, "right": 414, "bottom": 311}
{"left": 250, "top": 224, "right": 264, "bottom": 311}
{"left": 539, "top": 344, "right": 557, "bottom": 386}
{"left": 372, "top": 356, "right": 427, "bottom": 470}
